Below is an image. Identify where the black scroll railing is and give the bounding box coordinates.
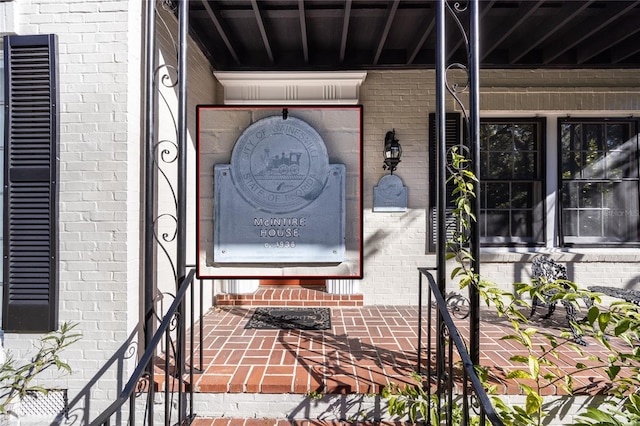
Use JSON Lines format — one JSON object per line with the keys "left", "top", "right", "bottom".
{"left": 418, "top": 267, "right": 504, "bottom": 426}
{"left": 90, "top": 268, "right": 203, "bottom": 426}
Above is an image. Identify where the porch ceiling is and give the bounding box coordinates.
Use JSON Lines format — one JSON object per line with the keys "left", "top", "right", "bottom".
{"left": 187, "top": 0, "right": 640, "bottom": 71}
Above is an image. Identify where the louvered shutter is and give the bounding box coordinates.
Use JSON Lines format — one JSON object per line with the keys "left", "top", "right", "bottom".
{"left": 428, "top": 113, "right": 461, "bottom": 252}
{"left": 3, "top": 35, "right": 59, "bottom": 333}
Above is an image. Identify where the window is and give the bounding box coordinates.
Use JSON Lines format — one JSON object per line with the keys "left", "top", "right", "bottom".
{"left": 559, "top": 118, "right": 640, "bottom": 246}
{"left": 479, "top": 119, "right": 545, "bottom": 246}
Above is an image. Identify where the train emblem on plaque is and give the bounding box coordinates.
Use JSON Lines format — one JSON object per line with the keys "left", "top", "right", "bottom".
{"left": 214, "top": 116, "right": 346, "bottom": 263}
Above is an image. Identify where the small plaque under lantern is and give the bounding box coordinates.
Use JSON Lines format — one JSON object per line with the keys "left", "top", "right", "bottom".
{"left": 373, "top": 174, "right": 407, "bottom": 212}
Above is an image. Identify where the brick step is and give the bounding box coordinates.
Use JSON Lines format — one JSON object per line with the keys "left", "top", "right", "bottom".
{"left": 215, "top": 286, "right": 363, "bottom": 307}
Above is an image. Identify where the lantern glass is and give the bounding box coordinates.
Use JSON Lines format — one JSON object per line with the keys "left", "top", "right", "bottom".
{"left": 386, "top": 142, "right": 401, "bottom": 159}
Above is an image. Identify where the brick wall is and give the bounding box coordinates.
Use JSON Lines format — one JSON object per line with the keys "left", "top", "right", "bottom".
{"left": 357, "top": 69, "right": 640, "bottom": 305}
{"left": 207, "top": 68, "right": 639, "bottom": 304}
{"left": 2, "top": 1, "right": 143, "bottom": 420}
{"left": 1, "top": 0, "right": 217, "bottom": 421}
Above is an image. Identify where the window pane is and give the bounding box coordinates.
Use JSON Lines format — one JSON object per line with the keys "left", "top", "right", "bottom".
{"left": 607, "top": 135, "right": 639, "bottom": 179}
{"left": 603, "top": 181, "right": 640, "bottom": 240}
{"left": 513, "top": 152, "right": 535, "bottom": 177}
{"left": 578, "top": 182, "right": 602, "bottom": 208}
{"left": 480, "top": 151, "right": 488, "bottom": 174}
{"left": 513, "top": 124, "right": 534, "bottom": 150}
{"left": 607, "top": 124, "right": 626, "bottom": 149}
{"left": 563, "top": 210, "right": 578, "bottom": 236}
{"left": 488, "top": 125, "right": 512, "bottom": 151}
{"left": 583, "top": 147, "right": 605, "bottom": 179}
{"left": 486, "top": 211, "right": 510, "bottom": 236}
{"left": 511, "top": 211, "right": 533, "bottom": 237}
{"left": 603, "top": 181, "right": 638, "bottom": 211}
{"left": 584, "top": 124, "right": 604, "bottom": 151}
{"left": 579, "top": 211, "right": 602, "bottom": 236}
{"left": 562, "top": 182, "right": 578, "bottom": 209}
{"left": 484, "top": 152, "right": 512, "bottom": 179}
{"left": 511, "top": 183, "right": 533, "bottom": 208}
{"left": 485, "top": 182, "right": 509, "bottom": 208}
{"left": 561, "top": 150, "right": 581, "bottom": 179}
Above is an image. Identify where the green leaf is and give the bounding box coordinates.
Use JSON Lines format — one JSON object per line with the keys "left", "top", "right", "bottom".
{"left": 510, "top": 355, "right": 528, "bottom": 363}
{"left": 606, "top": 365, "right": 621, "bottom": 380}
{"left": 501, "top": 334, "right": 525, "bottom": 345}
{"left": 419, "top": 400, "right": 428, "bottom": 421}
{"left": 564, "top": 375, "right": 574, "bottom": 394}
{"left": 409, "top": 402, "right": 418, "bottom": 422}
{"left": 587, "top": 305, "right": 599, "bottom": 325}
{"left": 614, "top": 319, "right": 631, "bottom": 336}
{"left": 505, "top": 369, "right": 532, "bottom": 380}
{"left": 598, "top": 311, "right": 611, "bottom": 332}
{"left": 528, "top": 356, "right": 540, "bottom": 378}
{"left": 525, "top": 392, "right": 542, "bottom": 415}
{"left": 576, "top": 407, "right": 622, "bottom": 424}
{"left": 450, "top": 266, "right": 462, "bottom": 279}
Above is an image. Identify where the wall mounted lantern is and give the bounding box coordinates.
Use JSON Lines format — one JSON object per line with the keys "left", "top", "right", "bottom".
{"left": 383, "top": 129, "right": 402, "bottom": 174}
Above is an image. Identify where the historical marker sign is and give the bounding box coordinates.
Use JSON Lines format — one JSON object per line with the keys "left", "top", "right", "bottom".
{"left": 373, "top": 174, "right": 407, "bottom": 212}
{"left": 214, "top": 116, "right": 346, "bottom": 263}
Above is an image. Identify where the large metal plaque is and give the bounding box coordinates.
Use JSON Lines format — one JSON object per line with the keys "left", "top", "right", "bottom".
{"left": 214, "top": 116, "right": 346, "bottom": 263}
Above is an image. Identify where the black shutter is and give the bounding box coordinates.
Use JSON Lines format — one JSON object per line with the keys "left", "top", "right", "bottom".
{"left": 3, "top": 35, "right": 59, "bottom": 333}
{"left": 428, "top": 112, "right": 461, "bottom": 252}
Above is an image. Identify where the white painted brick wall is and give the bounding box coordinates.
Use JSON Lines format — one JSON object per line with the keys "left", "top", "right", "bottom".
{"left": 356, "top": 69, "right": 640, "bottom": 305}
{"left": 1, "top": 0, "right": 217, "bottom": 423}
{"left": 2, "top": 2, "right": 141, "bottom": 421}
{"left": 186, "top": 393, "right": 612, "bottom": 425}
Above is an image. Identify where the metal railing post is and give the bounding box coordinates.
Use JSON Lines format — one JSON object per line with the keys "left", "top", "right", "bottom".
{"left": 435, "top": 2, "right": 448, "bottom": 416}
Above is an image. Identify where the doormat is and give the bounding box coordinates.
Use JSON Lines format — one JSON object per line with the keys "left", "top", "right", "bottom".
{"left": 244, "top": 307, "right": 331, "bottom": 330}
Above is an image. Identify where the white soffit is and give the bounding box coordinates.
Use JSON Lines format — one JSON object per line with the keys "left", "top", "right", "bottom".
{"left": 213, "top": 71, "right": 367, "bottom": 105}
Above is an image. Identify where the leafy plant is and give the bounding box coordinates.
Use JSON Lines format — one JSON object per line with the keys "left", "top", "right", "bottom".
{"left": 383, "top": 371, "right": 480, "bottom": 425}
{"left": 383, "top": 372, "right": 438, "bottom": 424}
{"left": 383, "top": 146, "right": 640, "bottom": 425}
{"left": 444, "top": 146, "right": 640, "bottom": 425}
{"left": 0, "top": 322, "right": 81, "bottom": 415}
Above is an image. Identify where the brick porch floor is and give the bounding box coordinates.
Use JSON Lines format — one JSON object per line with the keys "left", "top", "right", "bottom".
{"left": 189, "top": 287, "right": 635, "bottom": 398}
